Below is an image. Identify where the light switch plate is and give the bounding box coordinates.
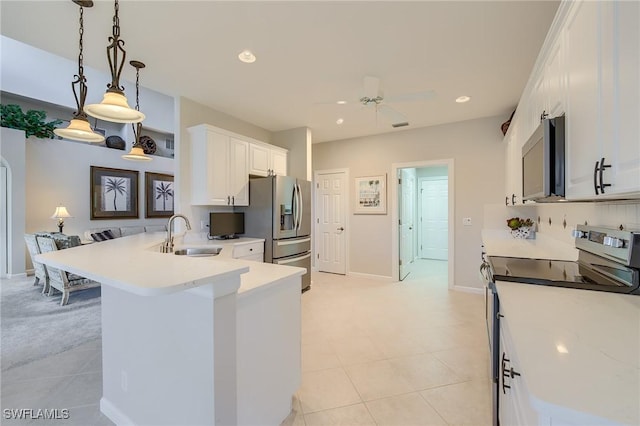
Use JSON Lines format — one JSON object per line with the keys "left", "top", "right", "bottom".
{"left": 463, "top": 217, "right": 472, "bottom": 226}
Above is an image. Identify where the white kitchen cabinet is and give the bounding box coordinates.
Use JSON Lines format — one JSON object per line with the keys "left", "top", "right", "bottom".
{"left": 188, "top": 124, "right": 249, "bottom": 206}
{"left": 564, "top": 0, "right": 640, "bottom": 199}
{"left": 232, "top": 241, "right": 264, "bottom": 262}
{"left": 249, "top": 142, "right": 288, "bottom": 177}
{"left": 504, "top": 121, "right": 523, "bottom": 206}
{"left": 499, "top": 318, "right": 541, "bottom": 426}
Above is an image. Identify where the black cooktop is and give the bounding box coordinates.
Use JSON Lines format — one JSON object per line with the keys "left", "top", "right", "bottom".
{"left": 487, "top": 254, "right": 640, "bottom": 295}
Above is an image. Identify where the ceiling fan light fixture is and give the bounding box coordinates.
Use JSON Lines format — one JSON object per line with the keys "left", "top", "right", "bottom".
{"left": 238, "top": 50, "right": 256, "bottom": 63}
{"left": 455, "top": 95, "right": 471, "bottom": 103}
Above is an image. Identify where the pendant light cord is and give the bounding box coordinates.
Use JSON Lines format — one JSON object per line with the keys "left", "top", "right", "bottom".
{"left": 72, "top": 4, "right": 89, "bottom": 121}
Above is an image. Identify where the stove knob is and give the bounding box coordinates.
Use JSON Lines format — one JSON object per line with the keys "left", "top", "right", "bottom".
{"left": 572, "top": 229, "right": 586, "bottom": 238}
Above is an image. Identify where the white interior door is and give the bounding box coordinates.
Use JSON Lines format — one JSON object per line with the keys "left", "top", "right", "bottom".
{"left": 399, "top": 169, "right": 416, "bottom": 280}
{"left": 316, "top": 171, "right": 346, "bottom": 274}
{"left": 419, "top": 178, "right": 448, "bottom": 260}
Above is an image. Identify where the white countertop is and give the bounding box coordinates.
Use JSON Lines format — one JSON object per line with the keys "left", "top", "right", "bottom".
{"left": 482, "top": 229, "right": 578, "bottom": 261}
{"left": 36, "top": 233, "right": 303, "bottom": 297}
{"left": 496, "top": 281, "right": 640, "bottom": 425}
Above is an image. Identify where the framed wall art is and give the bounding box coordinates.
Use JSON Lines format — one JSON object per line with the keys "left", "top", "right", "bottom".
{"left": 145, "top": 172, "right": 174, "bottom": 218}
{"left": 90, "top": 166, "right": 139, "bottom": 219}
{"left": 354, "top": 174, "right": 387, "bottom": 214}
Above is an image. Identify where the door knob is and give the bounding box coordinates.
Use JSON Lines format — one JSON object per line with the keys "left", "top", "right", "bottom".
{"left": 337, "top": 227, "right": 344, "bottom": 231}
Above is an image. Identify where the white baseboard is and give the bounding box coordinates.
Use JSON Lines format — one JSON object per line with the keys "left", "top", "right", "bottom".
{"left": 453, "top": 285, "right": 483, "bottom": 295}
{"left": 2, "top": 272, "right": 27, "bottom": 279}
{"left": 347, "top": 271, "right": 395, "bottom": 282}
{"left": 100, "top": 397, "right": 134, "bottom": 426}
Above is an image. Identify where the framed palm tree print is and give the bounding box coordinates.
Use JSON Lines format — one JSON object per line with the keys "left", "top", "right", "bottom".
{"left": 145, "top": 172, "right": 174, "bottom": 218}
{"left": 90, "top": 166, "right": 139, "bottom": 219}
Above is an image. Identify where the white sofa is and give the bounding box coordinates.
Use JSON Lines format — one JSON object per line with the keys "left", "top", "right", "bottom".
{"left": 85, "top": 225, "right": 167, "bottom": 242}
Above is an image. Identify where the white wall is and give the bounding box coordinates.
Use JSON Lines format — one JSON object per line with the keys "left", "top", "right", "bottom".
{"left": 272, "top": 127, "right": 312, "bottom": 181}
{"left": 23, "top": 137, "right": 173, "bottom": 269}
{"left": 0, "top": 128, "right": 26, "bottom": 276}
{"left": 313, "top": 115, "right": 506, "bottom": 287}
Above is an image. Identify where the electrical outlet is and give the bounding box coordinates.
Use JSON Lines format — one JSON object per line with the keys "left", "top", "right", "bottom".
{"left": 463, "top": 217, "right": 472, "bottom": 226}
{"left": 121, "top": 371, "right": 128, "bottom": 392}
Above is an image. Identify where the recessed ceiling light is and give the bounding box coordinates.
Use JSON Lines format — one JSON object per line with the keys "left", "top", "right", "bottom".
{"left": 456, "top": 96, "right": 471, "bottom": 103}
{"left": 336, "top": 118, "right": 344, "bottom": 125}
{"left": 336, "top": 100, "right": 347, "bottom": 105}
{"left": 238, "top": 50, "right": 256, "bottom": 63}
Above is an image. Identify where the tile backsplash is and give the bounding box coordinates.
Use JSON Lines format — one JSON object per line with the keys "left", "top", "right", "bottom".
{"left": 484, "top": 201, "right": 640, "bottom": 245}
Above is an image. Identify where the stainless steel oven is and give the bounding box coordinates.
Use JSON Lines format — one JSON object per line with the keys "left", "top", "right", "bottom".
{"left": 483, "top": 225, "right": 640, "bottom": 426}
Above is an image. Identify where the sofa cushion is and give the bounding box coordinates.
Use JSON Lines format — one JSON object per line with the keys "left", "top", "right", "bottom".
{"left": 102, "top": 230, "right": 117, "bottom": 239}
{"left": 120, "top": 226, "right": 145, "bottom": 237}
{"left": 144, "top": 225, "right": 167, "bottom": 233}
{"left": 91, "top": 233, "right": 106, "bottom": 242}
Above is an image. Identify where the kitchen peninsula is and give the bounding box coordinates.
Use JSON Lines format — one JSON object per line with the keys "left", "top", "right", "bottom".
{"left": 36, "top": 232, "right": 305, "bottom": 426}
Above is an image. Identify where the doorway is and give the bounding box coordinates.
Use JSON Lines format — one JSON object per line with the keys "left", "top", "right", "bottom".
{"left": 314, "top": 169, "right": 348, "bottom": 275}
{"left": 391, "top": 160, "right": 454, "bottom": 287}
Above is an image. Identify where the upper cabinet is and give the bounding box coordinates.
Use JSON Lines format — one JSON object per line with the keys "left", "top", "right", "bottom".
{"left": 504, "top": 121, "right": 523, "bottom": 206}
{"left": 506, "top": 0, "right": 639, "bottom": 201}
{"left": 249, "top": 142, "right": 288, "bottom": 177}
{"left": 188, "top": 125, "right": 249, "bottom": 206}
{"left": 188, "top": 124, "right": 289, "bottom": 206}
{"left": 564, "top": 0, "right": 640, "bottom": 199}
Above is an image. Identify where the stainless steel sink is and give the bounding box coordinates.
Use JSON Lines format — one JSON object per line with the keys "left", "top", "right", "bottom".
{"left": 173, "top": 247, "right": 222, "bottom": 257}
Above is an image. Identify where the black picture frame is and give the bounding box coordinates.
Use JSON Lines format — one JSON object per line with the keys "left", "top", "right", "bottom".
{"left": 90, "top": 166, "right": 139, "bottom": 219}
{"left": 145, "top": 172, "right": 174, "bottom": 218}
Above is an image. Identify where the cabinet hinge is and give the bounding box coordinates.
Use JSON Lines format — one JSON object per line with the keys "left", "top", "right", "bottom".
{"left": 398, "top": 178, "right": 402, "bottom": 185}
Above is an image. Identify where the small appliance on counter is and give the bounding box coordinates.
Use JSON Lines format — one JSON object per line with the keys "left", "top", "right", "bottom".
{"left": 480, "top": 225, "right": 640, "bottom": 426}
{"left": 209, "top": 212, "right": 244, "bottom": 239}
{"left": 240, "top": 176, "right": 312, "bottom": 292}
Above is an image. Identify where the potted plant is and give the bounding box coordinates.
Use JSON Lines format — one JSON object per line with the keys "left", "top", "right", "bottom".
{"left": 1, "top": 104, "right": 62, "bottom": 139}
{"left": 507, "top": 217, "right": 536, "bottom": 239}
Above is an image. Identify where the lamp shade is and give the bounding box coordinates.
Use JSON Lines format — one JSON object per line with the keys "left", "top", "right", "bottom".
{"left": 54, "top": 118, "right": 105, "bottom": 143}
{"left": 122, "top": 146, "right": 152, "bottom": 161}
{"left": 84, "top": 92, "right": 145, "bottom": 124}
{"left": 51, "top": 206, "right": 72, "bottom": 219}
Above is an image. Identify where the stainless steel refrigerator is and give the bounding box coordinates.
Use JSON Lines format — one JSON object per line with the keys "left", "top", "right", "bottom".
{"left": 241, "top": 176, "right": 311, "bottom": 291}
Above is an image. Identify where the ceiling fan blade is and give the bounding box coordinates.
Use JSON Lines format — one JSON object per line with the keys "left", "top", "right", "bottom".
{"left": 377, "top": 104, "right": 408, "bottom": 127}
{"left": 363, "top": 75, "right": 381, "bottom": 99}
{"left": 385, "top": 90, "right": 437, "bottom": 103}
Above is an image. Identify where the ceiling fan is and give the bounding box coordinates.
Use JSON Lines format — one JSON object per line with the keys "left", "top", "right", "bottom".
{"left": 357, "top": 75, "right": 436, "bottom": 128}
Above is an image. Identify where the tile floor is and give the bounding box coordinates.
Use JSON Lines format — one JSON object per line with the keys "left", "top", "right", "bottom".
{"left": 283, "top": 259, "right": 491, "bottom": 426}
{"left": 1, "top": 259, "right": 491, "bottom": 425}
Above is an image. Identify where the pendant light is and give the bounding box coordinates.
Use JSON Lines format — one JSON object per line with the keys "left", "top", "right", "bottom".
{"left": 54, "top": 1, "right": 105, "bottom": 143}
{"left": 84, "top": 0, "right": 145, "bottom": 124}
{"left": 122, "top": 60, "right": 151, "bottom": 161}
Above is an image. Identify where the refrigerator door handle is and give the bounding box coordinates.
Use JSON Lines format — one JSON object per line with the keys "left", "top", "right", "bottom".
{"left": 291, "top": 184, "right": 298, "bottom": 232}
{"left": 277, "top": 253, "right": 311, "bottom": 265}
{"left": 276, "top": 237, "right": 311, "bottom": 246}
{"left": 297, "top": 183, "right": 303, "bottom": 231}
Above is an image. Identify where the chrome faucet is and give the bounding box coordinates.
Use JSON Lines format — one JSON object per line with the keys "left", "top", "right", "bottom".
{"left": 161, "top": 214, "right": 192, "bottom": 253}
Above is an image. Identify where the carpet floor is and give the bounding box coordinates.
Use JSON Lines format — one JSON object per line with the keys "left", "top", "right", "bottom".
{"left": 1, "top": 275, "right": 101, "bottom": 371}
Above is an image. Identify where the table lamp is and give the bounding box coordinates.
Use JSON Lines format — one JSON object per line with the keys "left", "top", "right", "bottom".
{"left": 51, "top": 206, "right": 72, "bottom": 233}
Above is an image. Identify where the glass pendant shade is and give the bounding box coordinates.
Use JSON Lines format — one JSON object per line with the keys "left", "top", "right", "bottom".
{"left": 122, "top": 145, "right": 151, "bottom": 161}
{"left": 54, "top": 117, "right": 105, "bottom": 142}
{"left": 84, "top": 92, "right": 145, "bottom": 124}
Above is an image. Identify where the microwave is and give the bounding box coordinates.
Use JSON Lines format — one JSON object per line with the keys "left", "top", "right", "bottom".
{"left": 522, "top": 115, "right": 565, "bottom": 201}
